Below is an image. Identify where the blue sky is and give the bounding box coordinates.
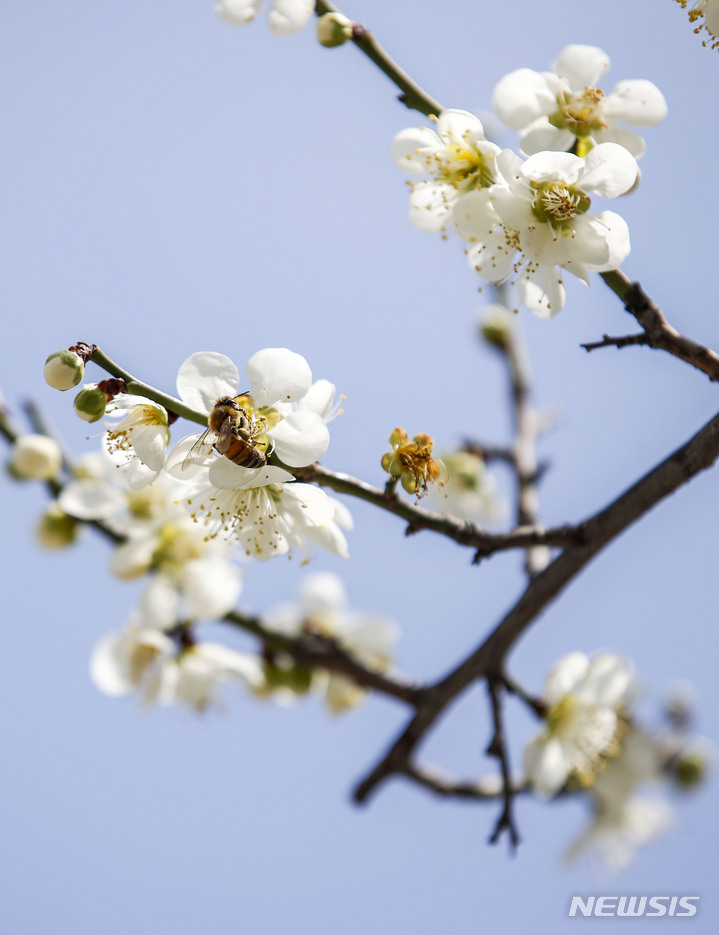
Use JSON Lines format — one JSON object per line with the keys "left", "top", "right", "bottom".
{"left": 1, "top": 2, "right": 717, "bottom": 932}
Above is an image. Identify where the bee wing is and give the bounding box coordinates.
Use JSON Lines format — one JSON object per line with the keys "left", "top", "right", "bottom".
{"left": 213, "top": 415, "right": 237, "bottom": 455}
{"left": 181, "top": 427, "right": 216, "bottom": 470}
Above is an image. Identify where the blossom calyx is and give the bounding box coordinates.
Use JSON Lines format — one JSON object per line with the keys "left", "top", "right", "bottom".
{"left": 317, "top": 12, "right": 353, "bottom": 47}
{"left": 381, "top": 427, "right": 445, "bottom": 496}
{"left": 9, "top": 434, "right": 62, "bottom": 480}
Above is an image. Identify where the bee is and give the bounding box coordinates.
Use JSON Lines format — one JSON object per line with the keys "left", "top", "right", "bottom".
{"left": 182, "top": 396, "right": 268, "bottom": 471}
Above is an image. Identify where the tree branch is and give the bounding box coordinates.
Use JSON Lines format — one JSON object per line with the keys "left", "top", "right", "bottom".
{"left": 599, "top": 271, "right": 719, "bottom": 381}
{"left": 353, "top": 407, "right": 719, "bottom": 803}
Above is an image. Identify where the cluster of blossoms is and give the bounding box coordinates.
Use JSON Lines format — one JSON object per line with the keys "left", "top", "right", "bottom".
{"left": 523, "top": 652, "right": 711, "bottom": 869}
{"left": 393, "top": 46, "right": 667, "bottom": 316}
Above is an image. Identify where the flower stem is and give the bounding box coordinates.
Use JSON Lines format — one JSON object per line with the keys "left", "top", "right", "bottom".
{"left": 314, "top": 2, "right": 444, "bottom": 117}
{"left": 89, "top": 347, "right": 208, "bottom": 426}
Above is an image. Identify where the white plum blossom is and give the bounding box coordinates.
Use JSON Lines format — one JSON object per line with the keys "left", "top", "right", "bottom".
{"left": 454, "top": 144, "right": 636, "bottom": 316}
{"left": 215, "top": 0, "right": 313, "bottom": 36}
{"left": 263, "top": 572, "right": 399, "bottom": 712}
{"left": 566, "top": 731, "right": 675, "bottom": 871}
{"left": 392, "top": 110, "right": 501, "bottom": 232}
{"left": 90, "top": 621, "right": 263, "bottom": 712}
{"left": 524, "top": 651, "right": 636, "bottom": 796}
{"left": 493, "top": 45, "right": 667, "bottom": 160}
{"left": 104, "top": 394, "right": 170, "bottom": 487}
{"left": 174, "top": 349, "right": 331, "bottom": 485}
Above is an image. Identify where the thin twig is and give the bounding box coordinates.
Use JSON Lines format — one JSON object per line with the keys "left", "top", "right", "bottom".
{"left": 599, "top": 271, "right": 719, "bottom": 381}
{"left": 486, "top": 678, "right": 520, "bottom": 850}
{"left": 402, "top": 762, "right": 530, "bottom": 801}
{"left": 581, "top": 333, "right": 651, "bottom": 353}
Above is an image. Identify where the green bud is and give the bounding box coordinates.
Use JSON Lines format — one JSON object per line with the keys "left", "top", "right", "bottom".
{"left": 317, "top": 12, "right": 353, "bottom": 48}
{"left": 36, "top": 503, "right": 79, "bottom": 548}
{"left": 673, "top": 753, "right": 708, "bottom": 789}
{"left": 73, "top": 384, "right": 108, "bottom": 423}
{"left": 43, "top": 349, "right": 85, "bottom": 391}
{"left": 480, "top": 305, "right": 513, "bottom": 350}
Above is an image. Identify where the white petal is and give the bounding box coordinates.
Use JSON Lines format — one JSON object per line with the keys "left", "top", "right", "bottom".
{"left": 517, "top": 265, "right": 566, "bottom": 318}
{"left": 436, "top": 109, "right": 485, "bottom": 144}
{"left": 453, "top": 189, "right": 498, "bottom": 242}
{"left": 268, "top": 0, "right": 313, "bottom": 35}
{"left": 519, "top": 119, "right": 574, "bottom": 157}
{"left": 584, "top": 211, "right": 631, "bottom": 272}
{"left": 131, "top": 424, "right": 168, "bottom": 471}
{"left": 391, "top": 126, "right": 441, "bottom": 173}
{"left": 177, "top": 352, "right": 239, "bottom": 414}
{"left": 271, "top": 410, "right": 330, "bottom": 467}
{"left": 490, "top": 185, "right": 534, "bottom": 231}
{"left": 522, "top": 150, "right": 584, "bottom": 185}
{"left": 492, "top": 68, "right": 557, "bottom": 128}
{"left": 298, "top": 379, "right": 339, "bottom": 420}
{"left": 58, "top": 479, "right": 124, "bottom": 520}
{"left": 215, "top": 0, "right": 262, "bottom": 25}
{"left": 580, "top": 142, "right": 638, "bottom": 197}
{"left": 281, "top": 483, "right": 336, "bottom": 525}
{"left": 545, "top": 652, "right": 590, "bottom": 703}
{"left": 208, "top": 456, "right": 294, "bottom": 489}
{"left": 110, "top": 538, "right": 156, "bottom": 579}
{"left": 552, "top": 45, "right": 610, "bottom": 90}
{"left": 605, "top": 80, "right": 667, "bottom": 128}
{"left": 578, "top": 654, "right": 634, "bottom": 707}
{"left": 183, "top": 557, "right": 242, "bottom": 619}
{"left": 246, "top": 347, "right": 312, "bottom": 406}
{"left": 525, "top": 735, "right": 570, "bottom": 796}
{"left": 595, "top": 126, "right": 646, "bottom": 159}
{"left": 298, "top": 572, "right": 348, "bottom": 616}
{"left": 89, "top": 632, "right": 134, "bottom": 696}
{"left": 407, "top": 180, "right": 454, "bottom": 233}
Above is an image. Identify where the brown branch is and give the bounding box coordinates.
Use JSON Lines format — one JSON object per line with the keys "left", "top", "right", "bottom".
{"left": 296, "top": 463, "right": 577, "bottom": 558}
{"left": 486, "top": 678, "right": 520, "bottom": 850}
{"left": 599, "top": 271, "right": 719, "bottom": 381}
{"left": 353, "top": 407, "right": 719, "bottom": 803}
{"left": 222, "top": 610, "right": 424, "bottom": 706}
{"left": 581, "top": 333, "right": 651, "bottom": 352}
{"left": 401, "top": 762, "right": 530, "bottom": 801}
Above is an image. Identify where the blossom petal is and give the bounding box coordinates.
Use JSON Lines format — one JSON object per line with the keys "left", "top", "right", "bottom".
{"left": 177, "top": 352, "right": 239, "bottom": 414}
{"left": 493, "top": 68, "right": 557, "bottom": 128}
{"left": 519, "top": 119, "right": 574, "bottom": 157}
{"left": 517, "top": 266, "right": 567, "bottom": 318}
{"left": 208, "top": 456, "right": 294, "bottom": 489}
{"left": 267, "top": 0, "right": 313, "bottom": 36}
{"left": 605, "top": 80, "right": 667, "bottom": 128}
{"left": 545, "top": 652, "right": 590, "bottom": 703}
{"left": 435, "top": 109, "right": 485, "bottom": 144}
{"left": 391, "top": 127, "right": 441, "bottom": 173}
{"left": 215, "top": 0, "right": 263, "bottom": 25}
{"left": 521, "top": 150, "right": 584, "bottom": 186}
{"left": 525, "top": 735, "right": 570, "bottom": 796}
{"left": 271, "top": 410, "right": 330, "bottom": 466}
{"left": 583, "top": 211, "right": 631, "bottom": 272}
{"left": 552, "top": 45, "right": 611, "bottom": 90}
{"left": 183, "top": 557, "right": 242, "bottom": 620}
{"left": 581, "top": 143, "right": 638, "bottom": 197}
{"left": 407, "top": 180, "right": 454, "bottom": 232}
{"left": 246, "top": 347, "right": 312, "bottom": 406}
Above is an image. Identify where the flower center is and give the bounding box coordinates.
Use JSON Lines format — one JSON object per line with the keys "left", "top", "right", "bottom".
{"left": 549, "top": 87, "right": 607, "bottom": 139}
{"left": 434, "top": 142, "right": 496, "bottom": 193}
{"left": 530, "top": 180, "right": 591, "bottom": 233}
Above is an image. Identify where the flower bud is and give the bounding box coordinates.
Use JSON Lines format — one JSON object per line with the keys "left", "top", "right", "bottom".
{"left": 8, "top": 434, "right": 62, "bottom": 480}
{"left": 43, "top": 349, "right": 85, "bottom": 391}
{"left": 36, "top": 503, "right": 79, "bottom": 548}
{"left": 317, "top": 12, "right": 353, "bottom": 48}
{"left": 480, "top": 305, "right": 514, "bottom": 350}
{"left": 73, "top": 384, "right": 108, "bottom": 423}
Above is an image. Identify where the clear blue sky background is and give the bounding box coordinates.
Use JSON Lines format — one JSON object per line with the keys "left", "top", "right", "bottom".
{"left": 1, "top": 1, "right": 717, "bottom": 931}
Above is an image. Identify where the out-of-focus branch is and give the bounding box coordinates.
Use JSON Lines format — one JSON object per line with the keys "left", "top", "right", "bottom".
{"left": 402, "top": 762, "right": 530, "bottom": 801}
{"left": 354, "top": 407, "right": 719, "bottom": 803}
{"left": 486, "top": 678, "right": 520, "bottom": 849}
{"left": 314, "top": 2, "right": 443, "bottom": 117}
{"left": 223, "top": 609, "right": 424, "bottom": 706}
{"left": 598, "top": 271, "right": 719, "bottom": 381}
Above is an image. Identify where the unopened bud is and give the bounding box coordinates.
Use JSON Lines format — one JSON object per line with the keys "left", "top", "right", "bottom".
{"left": 36, "top": 503, "right": 79, "bottom": 548}
{"left": 480, "top": 305, "right": 514, "bottom": 350}
{"left": 73, "top": 384, "right": 108, "bottom": 423}
{"left": 9, "top": 434, "right": 62, "bottom": 480}
{"left": 317, "top": 12, "right": 353, "bottom": 48}
{"left": 43, "top": 349, "right": 85, "bottom": 391}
